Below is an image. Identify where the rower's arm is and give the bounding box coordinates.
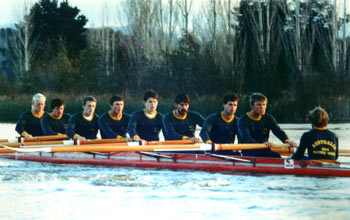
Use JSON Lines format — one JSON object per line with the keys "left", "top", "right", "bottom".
{"left": 199, "top": 116, "right": 213, "bottom": 143}
{"left": 237, "top": 117, "right": 257, "bottom": 143}
{"left": 98, "top": 116, "right": 117, "bottom": 139}
{"left": 66, "top": 114, "right": 78, "bottom": 139}
{"left": 269, "top": 115, "right": 289, "bottom": 143}
{"left": 195, "top": 112, "right": 205, "bottom": 127}
{"left": 127, "top": 112, "right": 140, "bottom": 140}
{"left": 41, "top": 115, "right": 58, "bottom": 135}
{"left": 15, "top": 112, "right": 29, "bottom": 137}
{"left": 291, "top": 134, "right": 307, "bottom": 160}
{"left": 162, "top": 114, "right": 184, "bottom": 140}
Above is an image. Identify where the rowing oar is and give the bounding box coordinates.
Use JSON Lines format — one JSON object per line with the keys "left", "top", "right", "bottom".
{"left": 0, "top": 143, "right": 290, "bottom": 154}
{"left": 0, "top": 134, "right": 69, "bottom": 143}
{"left": 3, "top": 142, "right": 350, "bottom": 154}
{"left": 0, "top": 139, "right": 193, "bottom": 148}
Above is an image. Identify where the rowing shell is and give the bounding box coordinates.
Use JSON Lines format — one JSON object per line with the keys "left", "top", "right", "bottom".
{"left": 1, "top": 151, "right": 349, "bottom": 177}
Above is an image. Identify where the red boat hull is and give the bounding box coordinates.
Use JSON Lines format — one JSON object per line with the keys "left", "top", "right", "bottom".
{"left": 1, "top": 152, "right": 350, "bottom": 177}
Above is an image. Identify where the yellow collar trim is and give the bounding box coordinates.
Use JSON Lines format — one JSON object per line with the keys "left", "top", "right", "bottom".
{"left": 143, "top": 109, "right": 157, "bottom": 119}
{"left": 247, "top": 112, "right": 262, "bottom": 121}
{"left": 49, "top": 113, "right": 62, "bottom": 120}
{"left": 172, "top": 110, "right": 187, "bottom": 120}
{"left": 221, "top": 111, "right": 234, "bottom": 123}
{"left": 82, "top": 112, "right": 94, "bottom": 121}
{"left": 314, "top": 126, "right": 327, "bottom": 130}
{"left": 108, "top": 111, "right": 122, "bottom": 121}
{"left": 31, "top": 110, "right": 45, "bottom": 119}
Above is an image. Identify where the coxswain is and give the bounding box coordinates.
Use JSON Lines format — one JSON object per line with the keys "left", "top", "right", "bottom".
{"left": 292, "top": 107, "right": 338, "bottom": 160}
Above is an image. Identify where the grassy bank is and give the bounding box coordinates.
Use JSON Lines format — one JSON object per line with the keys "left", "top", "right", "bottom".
{"left": 1, "top": 93, "right": 350, "bottom": 123}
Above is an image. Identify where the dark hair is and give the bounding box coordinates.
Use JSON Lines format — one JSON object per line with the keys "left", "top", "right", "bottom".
{"left": 51, "top": 98, "right": 65, "bottom": 109}
{"left": 308, "top": 107, "right": 329, "bottom": 127}
{"left": 83, "top": 96, "right": 97, "bottom": 105}
{"left": 143, "top": 90, "right": 158, "bottom": 102}
{"left": 223, "top": 94, "right": 239, "bottom": 104}
{"left": 175, "top": 94, "right": 190, "bottom": 104}
{"left": 109, "top": 95, "right": 124, "bottom": 105}
{"left": 249, "top": 93, "right": 267, "bottom": 106}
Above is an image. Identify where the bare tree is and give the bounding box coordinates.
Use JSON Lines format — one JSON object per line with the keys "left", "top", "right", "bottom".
{"left": 177, "top": 0, "right": 193, "bottom": 40}
{"left": 9, "top": 0, "right": 37, "bottom": 80}
{"left": 332, "top": 0, "right": 338, "bottom": 72}
{"left": 342, "top": 0, "right": 347, "bottom": 74}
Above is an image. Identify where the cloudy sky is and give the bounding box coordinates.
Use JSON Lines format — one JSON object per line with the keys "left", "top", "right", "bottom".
{"left": 0, "top": 0, "right": 121, "bottom": 26}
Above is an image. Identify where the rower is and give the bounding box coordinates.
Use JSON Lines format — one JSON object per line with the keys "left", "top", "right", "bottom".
{"left": 292, "top": 107, "right": 338, "bottom": 160}
{"left": 237, "top": 93, "right": 297, "bottom": 158}
{"left": 66, "top": 96, "right": 99, "bottom": 141}
{"left": 41, "top": 98, "right": 71, "bottom": 135}
{"left": 127, "top": 90, "right": 164, "bottom": 142}
{"left": 15, "top": 93, "right": 48, "bottom": 138}
{"left": 98, "top": 95, "right": 130, "bottom": 139}
{"left": 199, "top": 94, "right": 241, "bottom": 155}
{"left": 163, "top": 94, "right": 204, "bottom": 143}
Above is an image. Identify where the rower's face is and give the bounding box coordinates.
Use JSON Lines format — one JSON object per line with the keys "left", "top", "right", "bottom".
{"left": 251, "top": 99, "right": 267, "bottom": 115}
{"left": 223, "top": 100, "right": 238, "bottom": 116}
{"left": 33, "top": 99, "right": 45, "bottom": 113}
{"left": 176, "top": 102, "right": 189, "bottom": 116}
{"left": 52, "top": 105, "right": 64, "bottom": 117}
{"left": 83, "top": 101, "right": 96, "bottom": 116}
{"left": 111, "top": 101, "right": 124, "bottom": 114}
{"left": 144, "top": 98, "right": 158, "bottom": 113}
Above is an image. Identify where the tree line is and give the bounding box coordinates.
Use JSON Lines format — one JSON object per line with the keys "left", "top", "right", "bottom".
{"left": 0, "top": 0, "right": 350, "bottom": 121}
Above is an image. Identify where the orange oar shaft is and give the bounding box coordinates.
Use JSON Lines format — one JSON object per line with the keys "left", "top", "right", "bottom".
{"left": 0, "top": 143, "right": 288, "bottom": 153}
{"left": 146, "top": 140, "right": 194, "bottom": 145}
{"left": 22, "top": 134, "right": 69, "bottom": 142}
{"left": 0, "top": 135, "right": 70, "bottom": 144}
{"left": 80, "top": 138, "right": 127, "bottom": 144}
{"left": 2, "top": 141, "right": 66, "bottom": 148}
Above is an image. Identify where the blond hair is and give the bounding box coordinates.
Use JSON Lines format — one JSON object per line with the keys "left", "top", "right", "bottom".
{"left": 31, "top": 93, "right": 46, "bottom": 109}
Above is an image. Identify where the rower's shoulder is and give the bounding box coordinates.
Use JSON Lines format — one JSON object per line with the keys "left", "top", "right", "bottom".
{"left": 69, "top": 111, "right": 83, "bottom": 120}
{"left": 19, "top": 110, "right": 32, "bottom": 117}
{"left": 188, "top": 110, "right": 204, "bottom": 117}
{"left": 207, "top": 111, "right": 221, "bottom": 118}
{"left": 130, "top": 109, "right": 144, "bottom": 116}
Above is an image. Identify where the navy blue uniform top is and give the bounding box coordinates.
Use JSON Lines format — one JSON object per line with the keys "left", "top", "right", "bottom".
{"left": 66, "top": 112, "right": 99, "bottom": 139}
{"left": 41, "top": 113, "right": 71, "bottom": 135}
{"left": 200, "top": 112, "right": 239, "bottom": 144}
{"left": 237, "top": 113, "right": 289, "bottom": 158}
{"left": 163, "top": 110, "right": 204, "bottom": 140}
{"left": 15, "top": 110, "right": 48, "bottom": 137}
{"left": 98, "top": 111, "right": 130, "bottom": 139}
{"left": 127, "top": 110, "right": 163, "bottom": 141}
{"left": 238, "top": 113, "right": 289, "bottom": 144}
{"left": 292, "top": 128, "right": 338, "bottom": 160}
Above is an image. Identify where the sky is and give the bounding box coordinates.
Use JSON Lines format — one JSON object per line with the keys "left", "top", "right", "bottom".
{"left": 0, "top": 0, "right": 121, "bottom": 27}
{"left": 1, "top": 0, "right": 349, "bottom": 27}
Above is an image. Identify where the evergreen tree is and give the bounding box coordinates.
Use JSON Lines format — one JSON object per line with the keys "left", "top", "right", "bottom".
{"left": 30, "top": 0, "right": 88, "bottom": 61}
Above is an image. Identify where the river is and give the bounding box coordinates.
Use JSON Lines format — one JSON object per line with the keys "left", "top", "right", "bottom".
{"left": 0, "top": 123, "right": 349, "bottom": 220}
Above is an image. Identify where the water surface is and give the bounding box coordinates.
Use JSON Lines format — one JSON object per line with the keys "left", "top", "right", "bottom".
{"left": 1, "top": 123, "right": 349, "bottom": 220}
